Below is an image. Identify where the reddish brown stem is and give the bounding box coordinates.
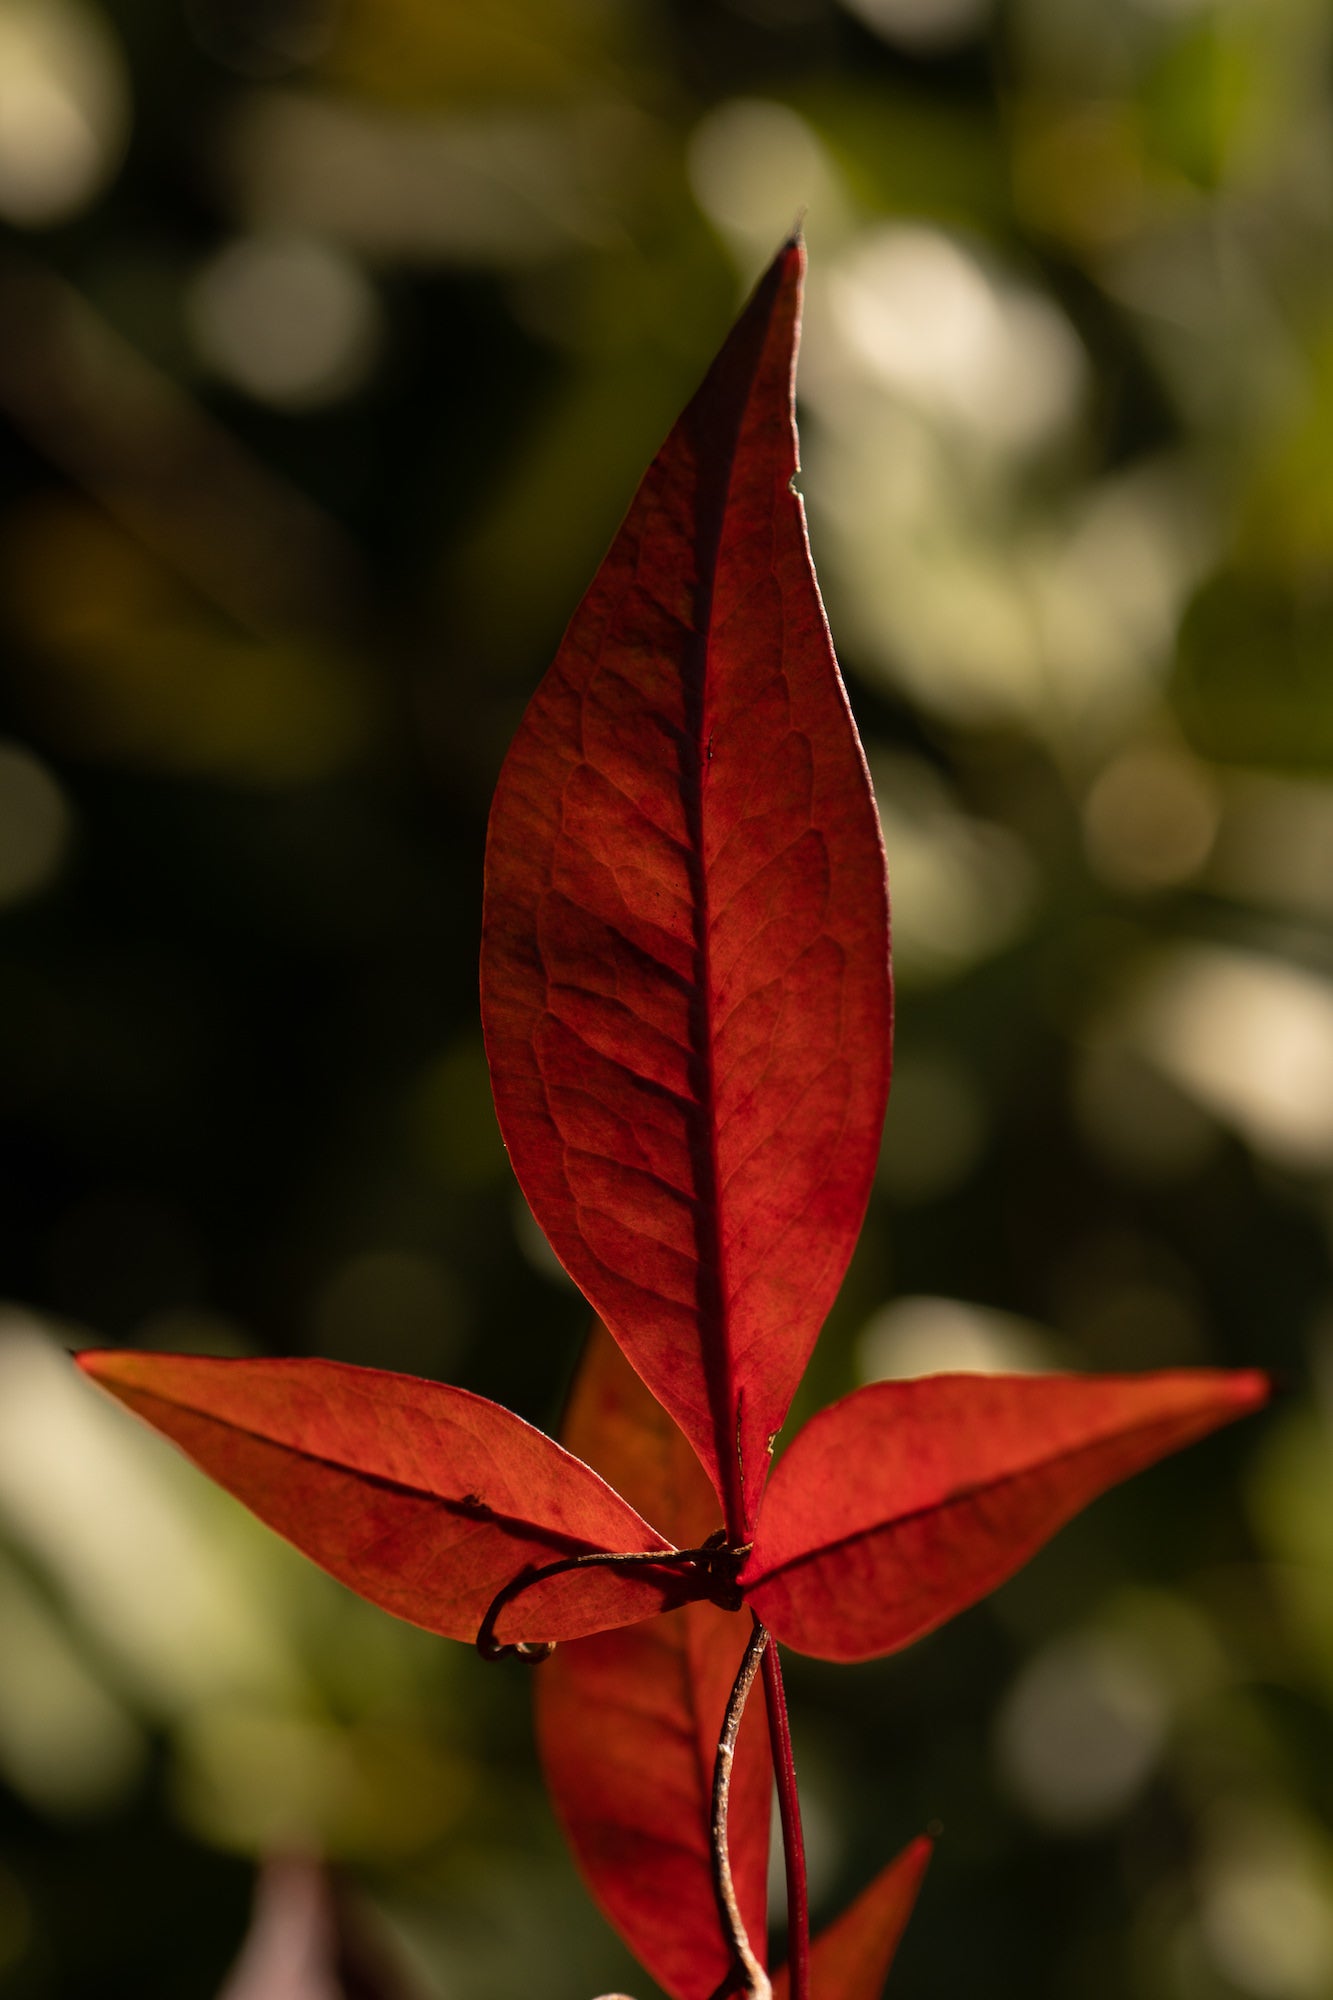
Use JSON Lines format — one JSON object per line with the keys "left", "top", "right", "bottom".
{"left": 761, "top": 1634, "right": 809, "bottom": 2000}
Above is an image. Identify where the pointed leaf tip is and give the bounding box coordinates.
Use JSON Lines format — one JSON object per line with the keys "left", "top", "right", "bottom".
{"left": 76, "top": 1348, "right": 678, "bottom": 1645}
{"left": 744, "top": 1367, "right": 1269, "bottom": 1663}
{"left": 772, "top": 1836, "right": 931, "bottom": 2000}
{"left": 481, "top": 238, "right": 891, "bottom": 1537}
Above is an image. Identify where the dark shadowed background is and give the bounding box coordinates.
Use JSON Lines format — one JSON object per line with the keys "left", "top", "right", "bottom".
{"left": 1, "top": 1, "right": 1332, "bottom": 1995}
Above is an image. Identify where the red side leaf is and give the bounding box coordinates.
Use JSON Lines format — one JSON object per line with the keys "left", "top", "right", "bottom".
{"left": 772, "top": 1837, "right": 931, "bottom": 2000}
{"left": 76, "top": 1350, "right": 681, "bottom": 1645}
{"left": 481, "top": 238, "right": 892, "bottom": 1537}
{"left": 742, "top": 1369, "right": 1270, "bottom": 1662}
{"left": 535, "top": 1324, "right": 771, "bottom": 2000}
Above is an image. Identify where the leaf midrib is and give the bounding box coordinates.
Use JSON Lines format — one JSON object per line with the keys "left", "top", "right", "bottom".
{"left": 118, "top": 1381, "right": 647, "bottom": 1557}
{"left": 746, "top": 1409, "right": 1214, "bottom": 1589}
{"left": 683, "top": 313, "right": 776, "bottom": 1542}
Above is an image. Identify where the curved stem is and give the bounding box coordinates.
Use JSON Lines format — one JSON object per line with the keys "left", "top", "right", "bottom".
{"left": 761, "top": 1636, "right": 809, "bottom": 2000}
{"left": 475, "top": 1542, "right": 738, "bottom": 1663}
{"left": 478, "top": 1536, "right": 716, "bottom": 1664}
{"left": 709, "top": 1618, "right": 772, "bottom": 2000}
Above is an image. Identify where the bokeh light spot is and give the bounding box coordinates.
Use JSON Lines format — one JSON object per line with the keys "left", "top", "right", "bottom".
{"left": 687, "top": 99, "right": 844, "bottom": 252}
{"left": 0, "top": 1548, "right": 145, "bottom": 1818}
{"left": 0, "top": 0, "right": 129, "bottom": 226}
{"left": 841, "top": 0, "right": 989, "bottom": 52}
{"left": 1082, "top": 739, "right": 1220, "bottom": 891}
{"left": 1198, "top": 1809, "right": 1333, "bottom": 1998}
{"left": 858, "top": 1294, "right": 1060, "bottom": 1381}
{"left": 0, "top": 1311, "right": 302, "bottom": 1712}
{"left": 0, "top": 740, "right": 72, "bottom": 908}
{"left": 871, "top": 751, "right": 1037, "bottom": 986}
{"left": 996, "top": 1627, "right": 1169, "bottom": 1831}
{"left": 1131, "top": 946, "right": 1333, "bottom": 1171}
{"left": 188, "top": 235, "right": 382, "bottom": 409}
{"left": 828, "top": 225, "right": 1084, "bottom": 453}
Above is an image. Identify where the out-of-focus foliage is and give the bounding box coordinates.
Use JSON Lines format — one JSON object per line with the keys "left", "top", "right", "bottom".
{"left": 0, "top": 1, "right": 1330, "bottom": 1996}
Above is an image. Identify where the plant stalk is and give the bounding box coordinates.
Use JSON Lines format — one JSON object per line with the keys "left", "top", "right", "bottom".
{"left": 710, "top": 1619, "right": 773, "bottom": 2000}
{"left": 761, "top": 1633, "right": 810, "bottom": 2000}
{"left": 475, "top": 1540, "right": 744, "bottom": 1662}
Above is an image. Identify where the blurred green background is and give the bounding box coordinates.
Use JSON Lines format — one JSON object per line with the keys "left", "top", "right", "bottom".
{"left": 1, "top": 0, "right": 1332, "bottom": 1994}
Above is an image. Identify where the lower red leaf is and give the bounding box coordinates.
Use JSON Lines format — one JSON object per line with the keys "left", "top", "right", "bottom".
{"left": 536, "top": 1326, "right": 771, "bottom": 2000}
{"left": 742, "top": 1368, "right": 1269, "bottom": 1662}
{"left": 539, "top": 1605, "right": 769, "bottom": 2000}
{"left": 772, "top": 1837, "right": 931, "bottom": 2000}
{"left": 76, "top": 1349, "right": 678, "bottom": 1645}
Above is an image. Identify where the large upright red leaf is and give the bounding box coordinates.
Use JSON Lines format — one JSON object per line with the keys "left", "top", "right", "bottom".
{"left": 76, "top": 1350, "right": 683, "bottom": 1645}
{"left": 742, "top": 1369, "right": 1270, "bottom": 1662}
{"left": 772, "top": 1838, "right": 931, "bottom": 2000}
{"left": 535, "top": 1323, "right": 771, "bottom": 2000}
{"left": 481, "top": 238, "right": 892, "bottom": 1537}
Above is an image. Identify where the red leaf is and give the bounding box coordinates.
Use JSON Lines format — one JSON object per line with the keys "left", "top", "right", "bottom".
{"left": 76, "top": 1350, "right": 683, "bottom": 1645}
{"left": 772, "top": 1838, "right": 931, "bottom": 2000}
{"left": 536, "top": 1324, "right": 771, "bottom": 2000}
{"left": 742, "top": 1369, "right": 1270, "bottom": 1662}
{"left": 481, "top": 238, "right": 892, "bottom": 1537}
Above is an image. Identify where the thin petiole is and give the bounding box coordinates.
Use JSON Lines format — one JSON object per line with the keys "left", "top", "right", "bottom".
{"left": 762, "top": 1635, "right": 809, "bottom": 2000}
